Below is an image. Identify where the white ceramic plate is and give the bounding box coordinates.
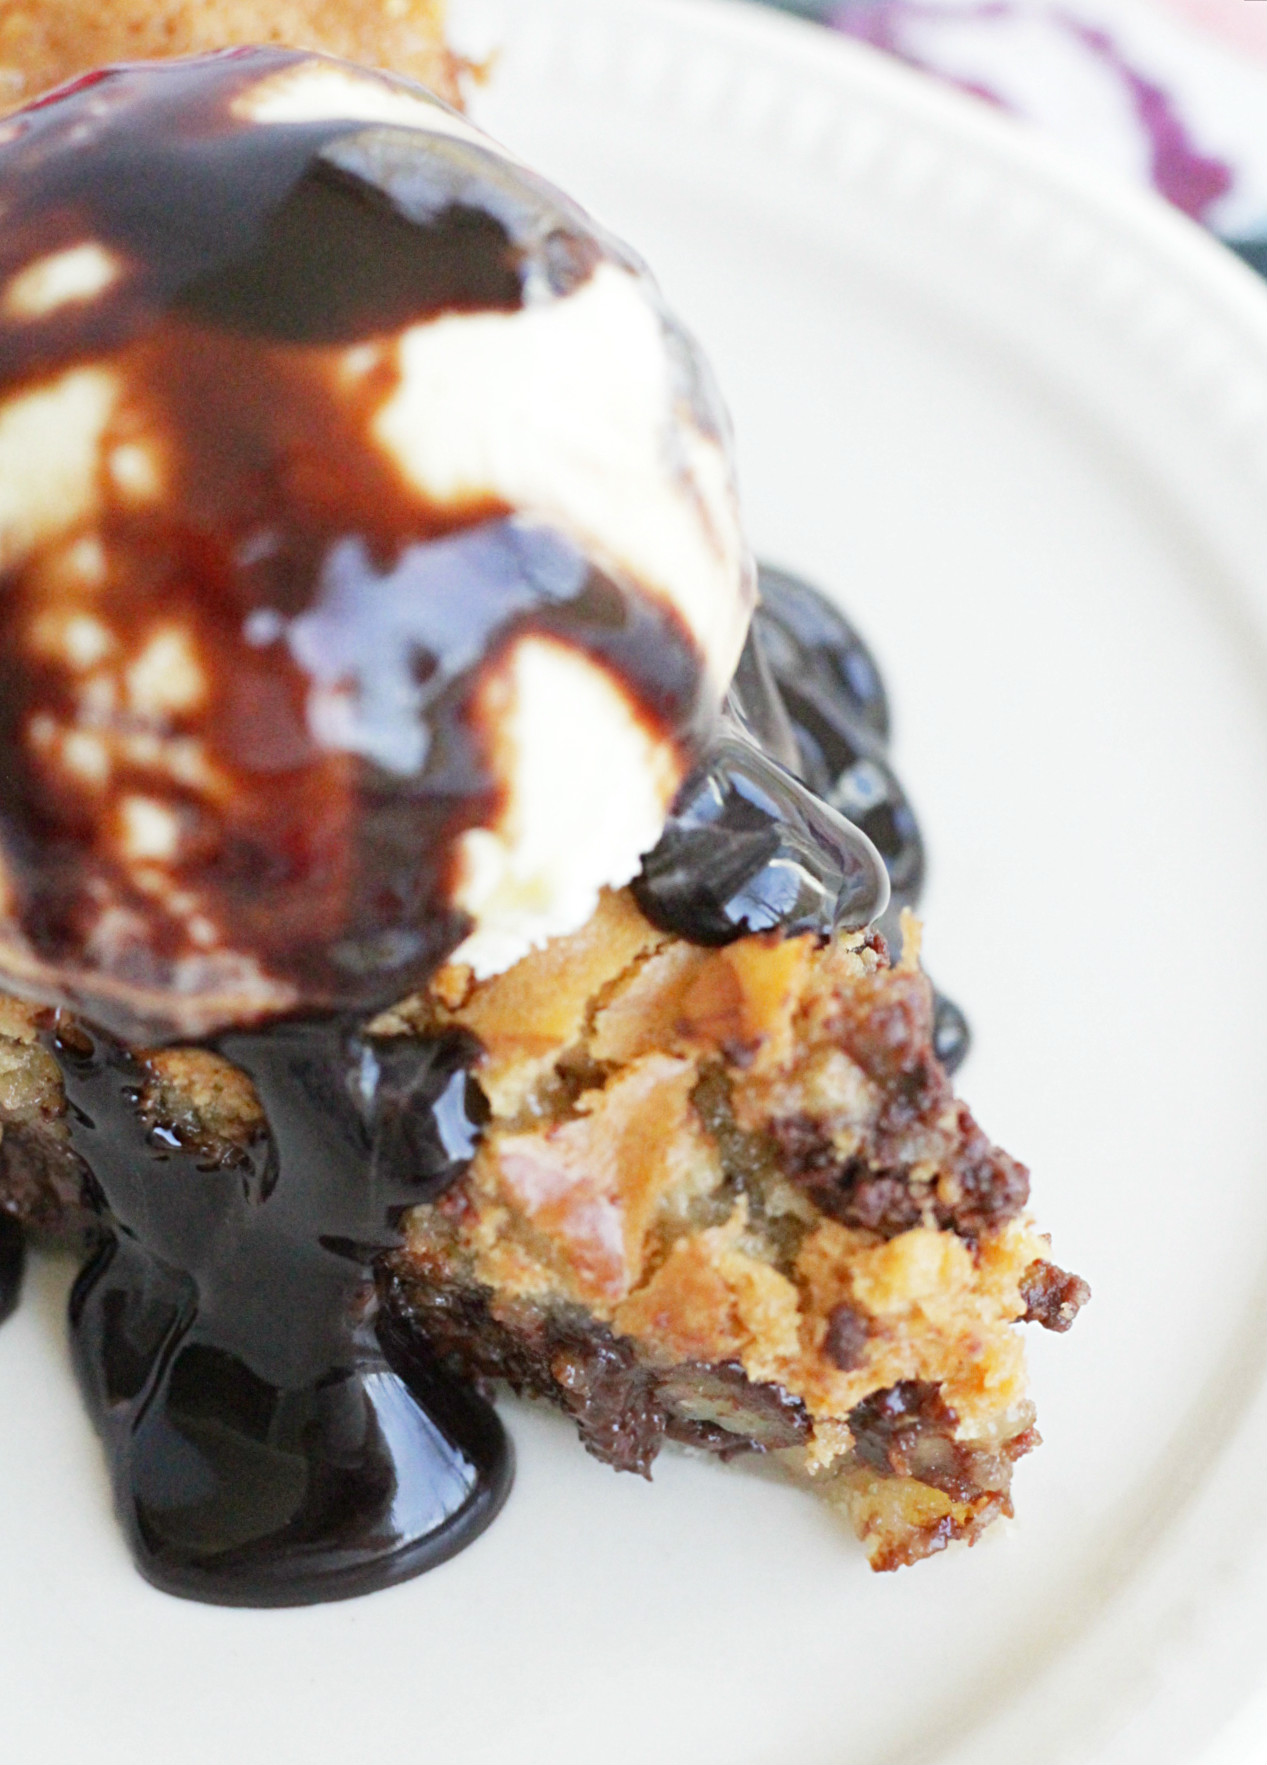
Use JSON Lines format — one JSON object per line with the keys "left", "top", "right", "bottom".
{"left": 7, "top": 2, "right": 1267, "bottom": 1760}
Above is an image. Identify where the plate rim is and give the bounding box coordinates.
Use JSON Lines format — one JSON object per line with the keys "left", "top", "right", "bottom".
{"left": 8, "top": 3, "right": 1267, "bottom": 1761}
{"left": 453, "top": 4, "right": 1267, "bottom": 1762}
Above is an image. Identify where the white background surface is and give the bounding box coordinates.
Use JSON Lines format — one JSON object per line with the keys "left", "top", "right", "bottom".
{"left": 7, "top": 2, "right": 1267, "bottom": 1759}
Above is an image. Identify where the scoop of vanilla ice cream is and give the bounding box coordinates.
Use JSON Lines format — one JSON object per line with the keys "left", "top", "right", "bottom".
{"left": 0, "top": 49, "right": 753, "bottom": 1039}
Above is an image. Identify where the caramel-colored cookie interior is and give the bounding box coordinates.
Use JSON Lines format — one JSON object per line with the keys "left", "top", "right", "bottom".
{"left": 386, "top": 893, "right": 1087, "bottom": 1569}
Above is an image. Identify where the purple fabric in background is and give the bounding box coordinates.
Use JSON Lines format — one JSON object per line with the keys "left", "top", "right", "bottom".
{"left": 761, "top": 0, "right": 1267, "bottom": 275}
{"left": 1062, "top": 18, "right": 1230, "bottom": 218}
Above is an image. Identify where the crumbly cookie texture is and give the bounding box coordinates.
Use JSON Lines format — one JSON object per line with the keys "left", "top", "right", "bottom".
{"left": 380, "top": 891, "right": 1088, "bottom": 1570}
{"left": 0, "top": 892, "right": 1088, "bottom": 1572}
{"left": 0, "top": 997, "right": 263, "bottom": 1243}
{"left": 0, "top": 0, "right": 459, "bottom": 108}
{"left": 0, "top": 997, "right": 94, "bottom": 1242}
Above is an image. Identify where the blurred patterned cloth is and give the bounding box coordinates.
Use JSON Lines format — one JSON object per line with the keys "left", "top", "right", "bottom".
{"left": 760, "top": 0, "right": 1267, "bottom": 275}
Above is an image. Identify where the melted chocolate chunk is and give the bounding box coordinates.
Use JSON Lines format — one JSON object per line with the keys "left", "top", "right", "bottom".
{"left": 0, "top": 1211, "right": 24, "bottom": 1324}
{"left": 823, "top": 1301, "right": 870, "bottom": 1373}
{"left": 848, "top": 1379, "right": 956, "bottom": 1479}
{"left": 1020, "top": 1259, "right": 1091, "bottom": 1333}
{"left": 848, "top": 1378, "right": 1022, "bottom": 1511}
{"left": 58, "top": 1016, "right": 510, "bottom": 1606}
{"left": 380, "top": 1263, "right": 810, "bottom": 1478}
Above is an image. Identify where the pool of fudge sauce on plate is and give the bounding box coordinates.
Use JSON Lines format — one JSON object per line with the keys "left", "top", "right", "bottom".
{"left": 0, "top": 48, "right": 953, "bottom": 1604}
{"left": 56, "top": 1012, "right": 510, "bottom": 1604}
{"left": 0, "top": 1208, "right": 22, "bottom": 1322}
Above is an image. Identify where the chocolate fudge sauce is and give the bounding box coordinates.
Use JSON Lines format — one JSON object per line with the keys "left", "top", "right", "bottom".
{"left": 637, "top": 566, "right": 970, "bottom": 1073}
{"left": 57, "top": 1014, "right": 508, "bottom": 1606}
{"left": 0, "top": 48, "right": 704, "bottom": 1605}
{"left": 0, "top": 50, "right": 963, "bottom": 1604}
{"left": 0, "top": 48, "right": 706, "bottom": 1043}
{"left": 0, "top": 1210, "right": 23, "bottom": 1324}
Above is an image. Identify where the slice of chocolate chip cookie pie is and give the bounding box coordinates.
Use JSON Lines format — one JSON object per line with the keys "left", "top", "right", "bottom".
{"left": 0, "top": 886, "right": 1087, "bottom": 1571}
{"left": 0, "top": 0, "right": 1086, "bottom": 1579}
{"left": 370, "top": 888, "right": 1086, "bottom": 1570}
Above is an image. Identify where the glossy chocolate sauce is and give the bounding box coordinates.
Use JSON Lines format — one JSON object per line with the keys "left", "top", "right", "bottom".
{"left": 0, "top": 46, "right": 722, "bottom": 1608}
{"left": 0, "top": 51, "right": 963, "bottom": 1606}
{"left": 0, "top": 1210, "right": 24, "bottom": 1324}
{"left": 58, "top": 1013, "right": 508, "bottom": 1605}
{"left": 0, "top": 49, "right": 706, "bottom": 1043}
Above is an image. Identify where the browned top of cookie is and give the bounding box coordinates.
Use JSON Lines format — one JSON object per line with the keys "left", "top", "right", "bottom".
{"left": 0, "top": 0, "right": 460, "bottom": 109}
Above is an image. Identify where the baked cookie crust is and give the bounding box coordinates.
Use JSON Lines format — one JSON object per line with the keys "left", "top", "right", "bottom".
{"left": 376, "top": 891, "right": 1087, "bottom": 1569}
{"left": 0, "top": 893, "right": 1087, "bottom": 1570}
{"left": 0, "top": 0, "right": 460, "bottom": 109}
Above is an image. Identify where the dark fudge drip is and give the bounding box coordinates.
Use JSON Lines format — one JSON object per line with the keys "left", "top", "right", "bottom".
{"left": 57, "top": 1014, "right": 509, "bottom": 1606}
{"left": 0, "top": 49, "right": 708, "bottom": 1045}
{"left": 636, "top": 565, "right": 970, "bottom": 1073}
{"left": 0, "top": 1211, "right": 24, "bottom": 1324}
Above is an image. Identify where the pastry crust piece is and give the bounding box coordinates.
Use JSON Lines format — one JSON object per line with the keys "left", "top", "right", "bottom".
{"left": 380, "top": 892, "right": 1088, "bottom": 1571}
{"left": 0, "top": 0, "right": 460, "bottom": 110}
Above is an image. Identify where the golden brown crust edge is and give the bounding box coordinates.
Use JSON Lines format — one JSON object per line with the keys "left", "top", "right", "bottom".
{"left": 0, "top": 0, "right": 461, "bottom": 110}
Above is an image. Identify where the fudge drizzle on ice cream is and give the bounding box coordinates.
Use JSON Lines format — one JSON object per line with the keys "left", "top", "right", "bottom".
{"left": 0, "top": 50, "right": 921, "bottom": 1604}
{"left": 0, "top": 47, "right": 762, "bottom": 1041}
